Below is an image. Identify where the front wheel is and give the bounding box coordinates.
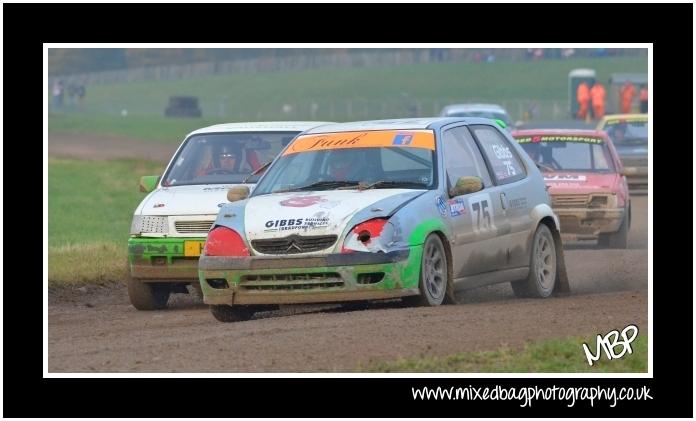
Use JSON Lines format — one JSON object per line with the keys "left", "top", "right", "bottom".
{"left": 406, "top": 234, "right": 449, "bottom": 306}
{"left": 511, "top": 224, "right": 557, "bottom": 298}
{"left": 598, "top": 211, "right": 629, "bottom": 249}
{"left": 126, "top": 271, "right": 170, "bottom": 310}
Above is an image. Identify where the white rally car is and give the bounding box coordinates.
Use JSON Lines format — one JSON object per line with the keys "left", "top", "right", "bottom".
{"left": 127, "top": 121, "right": 331, "bottom": 310}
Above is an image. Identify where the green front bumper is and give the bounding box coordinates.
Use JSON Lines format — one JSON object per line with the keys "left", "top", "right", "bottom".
{"left": 128, "top": 237, "right": 205, "bottom": 282}
{"left": 198, "top": 246, "right": 423, "bottom": 305}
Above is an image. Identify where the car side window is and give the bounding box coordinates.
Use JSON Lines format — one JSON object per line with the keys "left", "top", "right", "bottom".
{"left": 470, "top": 125, "right": 526, "bottom": 185}
{"left": 441, "top": 126, "right": 492, "bottom": 191}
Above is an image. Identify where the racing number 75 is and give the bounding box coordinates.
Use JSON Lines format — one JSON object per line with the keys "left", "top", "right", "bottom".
{"left": 471, "top": 199, "right": 491, "bottom": 231}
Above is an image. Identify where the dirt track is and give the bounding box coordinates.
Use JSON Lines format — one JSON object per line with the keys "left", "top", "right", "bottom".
{"left": 48, "top": 133, "right": 177, "bottom": 163}
{"left": 48, "top": 196, "right": 649, "bottom": 373}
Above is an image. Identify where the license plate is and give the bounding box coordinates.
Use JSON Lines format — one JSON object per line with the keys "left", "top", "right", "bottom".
{"left": 184, "top": 240, "right": 206, "bottom": 257}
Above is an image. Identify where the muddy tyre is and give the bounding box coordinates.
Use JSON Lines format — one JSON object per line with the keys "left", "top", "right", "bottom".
{"left": 126, "top": 272, "right": 170, "bottom": 310}
{"left": 406, "top": 234, "right": 449, "bottom": 306}
{"left": 210, "top": 305, "right": 254, "bottom": 323}
{"left": 511, "top": 224, "right": 557, "bottom": 298}
{"left": 598, "top": 212, "right": 629, "bottom": 249}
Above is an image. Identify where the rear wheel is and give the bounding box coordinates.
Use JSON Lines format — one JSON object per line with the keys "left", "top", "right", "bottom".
{"left": 126, "top": 270, "right": 170, "bottom": 310}
{"left": 511, "top": 224, "right": 557, "bottom": 298}
{"left": 406, "top": 234, "right": 449, "bottom": 306}
{"left": 210, "top": 305, "right": 255, "bottom": 323}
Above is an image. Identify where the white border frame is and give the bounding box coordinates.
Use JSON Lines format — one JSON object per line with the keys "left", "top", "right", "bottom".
{"left": 43, "top": 43, "right": 652, "bottom": 379}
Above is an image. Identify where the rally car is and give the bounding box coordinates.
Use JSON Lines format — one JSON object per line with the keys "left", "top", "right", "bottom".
{"left": 198, "top": 117, "right": 570, "bottom": 322}
{"left": 440, "top": 103, "right": 513, "bottom": 131}
{"left": 127, "top": 121, "right": 331, "bottom": 310}
{"left": 597, "top": 114, "right": 648, "bottom": 194}
{"left": 512, "top": 129, "right": 630, "bottom": 248}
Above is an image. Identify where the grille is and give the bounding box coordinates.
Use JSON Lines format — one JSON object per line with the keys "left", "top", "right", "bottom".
{"left": 240, "top": 273, "right": 344, "bottom": 291}
{"left": 174, "top": 220, "right": 215, "bottom": 234}
{"left": 552, "top": 194, "right": 588, "bottom": 207}
{"left": 251, "top": 235, "right": 338, "bottom": 255}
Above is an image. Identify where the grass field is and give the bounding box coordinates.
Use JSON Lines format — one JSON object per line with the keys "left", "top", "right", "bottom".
{"left": 366, "top": 334, "right": 648, "bottom": 373}
{"left": 48, "top": 56, "right": 647, "bottom": 142}
{"left": 48, "top": 158, "right": 164, "bottom": 285}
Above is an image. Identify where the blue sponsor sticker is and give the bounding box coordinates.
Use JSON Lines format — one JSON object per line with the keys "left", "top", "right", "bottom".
{"left": 392, "top": 133, "right": 413, "bottom": 145}
{"left": 436, "top": 196, "right": 447, "bottom": 217}
{"left": 448, "top": 198, "right": 467, "bottom": 217}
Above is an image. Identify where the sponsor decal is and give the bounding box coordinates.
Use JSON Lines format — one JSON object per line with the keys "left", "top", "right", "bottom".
{"left": 436, "top": 196, "right": 447, "bottom": 217}
{"left": 448, "top": 197, "right": 467, "bottom": 217}
{"left": 516, "top": 135, "right": 603, "bottom": 144}
{"left": 263, "top": 217, "right": 330, "bottom": 232}
{"left": 508, "top": 197, "right": 527, "bottom": 210}
{"left": 284, "top": 130, "right": 435, "bottom": 155}
{"left": 279, "top": 195, "right": 327, "bottom": 207}
{"left": 544, "top": 174, "right": 587, "bottom": 182}
{"left": 392, "top": 133, "right": 414, "bottom": 145}
{"left": 153, "top": 203, "right": 165, "bottom": 208}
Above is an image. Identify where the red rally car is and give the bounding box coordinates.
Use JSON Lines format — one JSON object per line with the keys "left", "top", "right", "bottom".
{"left": 512, "top": 129, "right": 630, "bottom": 248}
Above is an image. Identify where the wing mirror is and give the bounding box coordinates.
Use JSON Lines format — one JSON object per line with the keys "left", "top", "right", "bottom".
{"left": 139, "top": 175, "right": 160, "bottom": 193}
{"left": 227, "top": 185, "right": 250, "bottom": 202}
{"left": 449, "top": 176, "right": 484, "bottom": 197}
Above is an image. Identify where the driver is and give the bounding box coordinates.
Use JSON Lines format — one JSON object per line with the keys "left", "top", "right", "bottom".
{"left": 197, "top": 144, "right": 242, "bottom": 176}
{"left": 324, "top": 149, "right": 368, "bottom": 181}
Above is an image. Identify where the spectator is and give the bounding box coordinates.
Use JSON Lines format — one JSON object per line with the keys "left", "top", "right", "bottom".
{"left": 576, "top": 81, "right": 591, "bottom": 120}
{"left": 67, "top": 84, "right": 77, "bottom": 108}
{"left": 639, "top": 84, "right": 648, "bottom": 113}
{"left": 590, "top": 81, "right": 606, "bottom": 120}
{"left": 619, "top": 81, "right": 636, "bottom": 114}
{"left": 77, "top": 85, "right": 86, "bottom": 110}
{"left": 52, "top": 80, "right": 64, "bottom": 110}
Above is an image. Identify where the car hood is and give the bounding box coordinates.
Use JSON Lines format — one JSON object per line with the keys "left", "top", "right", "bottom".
{"left": 140, "top": 184, "right": 254, "bottom": 216}
{"left": 244, "top": 189, "right": 421, "bottom": 240}
{"left": 543, "top": 172, "right": 620, "bottom": 195}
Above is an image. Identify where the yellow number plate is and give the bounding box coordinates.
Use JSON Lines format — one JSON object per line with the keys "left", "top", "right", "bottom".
{"left": 184, "top": 240, "right": 206, "bottom": 257}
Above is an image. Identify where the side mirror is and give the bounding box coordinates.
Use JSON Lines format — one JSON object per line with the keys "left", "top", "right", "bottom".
{"left": 449, "top": 176, "right": 484, "bottom": 197}
{"left": 227, "top": 185, "right": 250, "bottom": 202}
{"left": 139, "top": 175, "right": 160, "bottom": 193}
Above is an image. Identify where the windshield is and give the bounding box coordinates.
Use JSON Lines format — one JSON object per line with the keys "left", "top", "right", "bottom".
{"left": 603, "top": 119, "right": 648, "bottom": 146}
{"left": 161, "top": 132, "right": 298, "bottom": 186}
{"left": 252, "top": 130, "right": 436, "bottom": 195}
{"left": 515, "top": 134, "right": 615, "bottom": 173}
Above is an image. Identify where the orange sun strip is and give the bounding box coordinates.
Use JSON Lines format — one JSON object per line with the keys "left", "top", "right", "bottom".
{"left": 283, "top": 130, "right": 435, "bottom": 155}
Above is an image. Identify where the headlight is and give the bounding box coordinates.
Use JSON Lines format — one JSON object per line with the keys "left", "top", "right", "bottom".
{"left": 130, "top": 215, "right": 169, "bottom": 235}
{"left": 588, "top": 194, "right": 617, "bottom": 208}
{"left": 341, "top": 218, "right": 395, "bottom": 253}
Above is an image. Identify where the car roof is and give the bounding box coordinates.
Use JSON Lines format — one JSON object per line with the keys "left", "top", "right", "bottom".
{"left": 441, "top": 103, "right": 508, "bottom": 114}
{"left": 512, "top": 129, "right": 608, "bottom": 138}
{"left": 302, "top": 117, "right": 496, "bottom": 134}
{"left": 186, "top": 121, "right": 333, "bottom": 137}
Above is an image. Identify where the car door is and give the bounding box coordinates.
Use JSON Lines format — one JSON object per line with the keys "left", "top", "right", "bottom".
{"left": 440, "top": 125, "right": 505, "bottom": 278}
{"left": 469, "top": 124, "right": 534, "bottom": 269}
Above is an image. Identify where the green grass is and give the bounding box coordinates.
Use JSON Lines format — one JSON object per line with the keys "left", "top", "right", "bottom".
{"left": 49, "top": 56, "right": 647, "bottom": 142}
{"left": 48, "top": 158, "right": 164, "bottom": 285}
{"left": 366, "top": 335, "right": 648, "bottom": 373}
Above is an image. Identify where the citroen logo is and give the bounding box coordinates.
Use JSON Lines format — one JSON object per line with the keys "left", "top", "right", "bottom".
{"left": 286, "top": 241, "right": 303, "bottom": 252}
